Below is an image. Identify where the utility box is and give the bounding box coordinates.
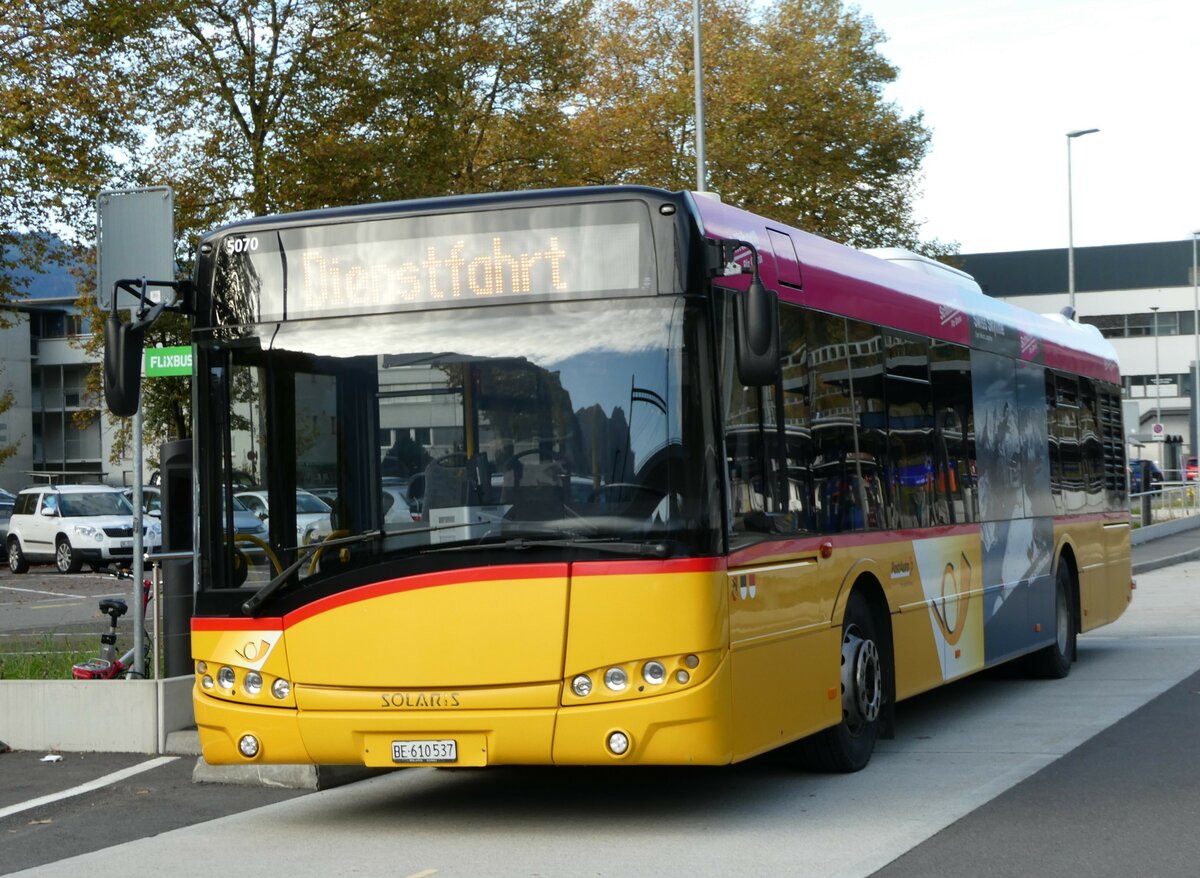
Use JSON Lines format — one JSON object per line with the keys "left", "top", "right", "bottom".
{"left": 159, "top": 440, "right": 193, "bottom": 677}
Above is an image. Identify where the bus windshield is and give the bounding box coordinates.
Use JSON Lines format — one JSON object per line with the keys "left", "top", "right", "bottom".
{"left": 196, "top": 296, "right": 718, "bottom": 596}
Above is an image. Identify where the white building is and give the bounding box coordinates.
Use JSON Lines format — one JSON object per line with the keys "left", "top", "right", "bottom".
{"left": 1, "top": 271, "right": 132, "bottom": 493}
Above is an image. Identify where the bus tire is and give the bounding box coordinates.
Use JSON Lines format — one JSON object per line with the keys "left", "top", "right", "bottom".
{"left": 798, "top": 590, "right": 884, "bottom": 772}
{"left": 1027, "top": 563, "right": 1076, "bottom": 679}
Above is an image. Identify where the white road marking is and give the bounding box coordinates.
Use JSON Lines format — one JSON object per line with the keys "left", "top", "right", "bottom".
{"left": 0, "top": 756, "right": 178, "bottom": 820}
{"left": 0, "top": 585, "right": 87, "bottom": 599}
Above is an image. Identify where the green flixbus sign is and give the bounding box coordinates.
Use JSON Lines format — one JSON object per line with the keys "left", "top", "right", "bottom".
{"left": 144, "top": 345, "right": 193, "bottom": 377}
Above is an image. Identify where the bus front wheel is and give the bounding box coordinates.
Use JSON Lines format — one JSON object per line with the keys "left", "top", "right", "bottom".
{"left": 798, "top": 590, "right": 884, "bottom": 773}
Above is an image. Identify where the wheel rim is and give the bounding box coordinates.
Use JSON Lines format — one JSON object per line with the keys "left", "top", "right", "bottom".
{"left": 8, "top": 543, "right": 18, "bottom": 568}
{"left": 841, "top": 624, "right": 882, "bottom": 734}
{"left": 56, "top": 542, "right": 71, "bottom": 571}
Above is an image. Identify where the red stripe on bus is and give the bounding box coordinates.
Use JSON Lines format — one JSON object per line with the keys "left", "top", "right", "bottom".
{"left": 192, "top": 617, "right": 283, "bottom": 632}
{"left": 727, "top": 523, "right": 982, "bottom": 567}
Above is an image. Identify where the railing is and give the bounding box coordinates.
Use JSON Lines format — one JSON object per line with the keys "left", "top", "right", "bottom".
{"left": 1130, "top": 481, "right": 1200, "bottom": 528}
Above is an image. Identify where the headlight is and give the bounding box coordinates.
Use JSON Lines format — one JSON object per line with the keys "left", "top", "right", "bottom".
{"left": 642, "top": 661, "right": 666, "bottom": 685}
{"left": 73, "top": 524, "right": 100, "bottom": 541}
{"left": 244, "top": 671, "right": 263, "bottom": 695}
{"left": 571, "top": 674, "right": 593, "bottom": 697}
{"left": 217, "top": 666, "right": 236, "bottom": 690}
{"left": 604, "top": 667, "right": 628, "bottom": 692}
{"left": 271, "top": 678, "right": 291, "bottom": 700}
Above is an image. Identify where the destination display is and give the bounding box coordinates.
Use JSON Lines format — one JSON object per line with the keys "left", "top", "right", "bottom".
{"left": 214, "top": 202, "right": 653, "bottom": 321}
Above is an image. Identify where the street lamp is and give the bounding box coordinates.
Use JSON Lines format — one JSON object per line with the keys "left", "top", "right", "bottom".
{"left": 1192, "top": 230, "right": 1200, "bottom": 462}
{"left": 692, "top": 0, "right": 707, "bottom": 192}
{"left": 1066, "top": 128, "right": 1100, "bottom": 314}
{"left": 1151, "top": 306, "right": 1161, "bottom": 449}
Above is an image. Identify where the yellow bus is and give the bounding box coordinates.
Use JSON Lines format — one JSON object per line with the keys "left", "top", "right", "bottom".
{"left": 106, "top": 186, "right": 1132, "bottom": 772}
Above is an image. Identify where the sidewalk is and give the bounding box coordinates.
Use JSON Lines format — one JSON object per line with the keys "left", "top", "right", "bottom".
{"left": 1131, "top": 520, "right": 1200, "bottom": 574}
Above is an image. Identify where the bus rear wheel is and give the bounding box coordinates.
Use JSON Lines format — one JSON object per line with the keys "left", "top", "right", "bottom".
{"left": 1027, "top": 563, "right": 1076, "bottom": 679}
{"left": 798, "top": 590, "right": 883, "bottom": 772}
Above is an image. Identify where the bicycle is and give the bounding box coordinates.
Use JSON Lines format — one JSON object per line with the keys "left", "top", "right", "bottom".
{"left": 71, "top": 569, "right": 153, "bottom": 680}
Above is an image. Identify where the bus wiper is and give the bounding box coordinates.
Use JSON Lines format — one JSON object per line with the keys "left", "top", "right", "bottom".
{"left": 423, "top": 535, "right": 675, "bottom": 559}
{"left": 242, "top": 528, "right": 382, "bottom": 617}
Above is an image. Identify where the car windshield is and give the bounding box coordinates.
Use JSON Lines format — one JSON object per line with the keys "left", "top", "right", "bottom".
{"left": 59, "top": 493, "right": 132, "bottom": 516}
{"left": 296, "top": 493, "right": 331, "bottom": 514}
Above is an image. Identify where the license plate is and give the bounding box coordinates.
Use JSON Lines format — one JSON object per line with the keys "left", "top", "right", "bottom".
{"left": 392, "top": 739, "right": 457, "bottom": 764}
{"left": 119, "top": 540, "right": 133, "bottom": 549}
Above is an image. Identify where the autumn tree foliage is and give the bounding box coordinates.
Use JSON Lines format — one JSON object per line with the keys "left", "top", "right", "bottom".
{"left": 573, "top": 0, "right": 937, "bottom": 249}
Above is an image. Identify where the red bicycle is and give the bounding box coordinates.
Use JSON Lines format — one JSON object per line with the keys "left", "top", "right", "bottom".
{"left": 71, "top": 570, "right": 152, "bottom": 680}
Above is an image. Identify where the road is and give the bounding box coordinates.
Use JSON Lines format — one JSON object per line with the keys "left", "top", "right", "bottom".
{"left": 0, "top": 567, "right": 129, "bottom": 635}
{"left": 2, "top": 549, "right": 1199, "bottom": 877}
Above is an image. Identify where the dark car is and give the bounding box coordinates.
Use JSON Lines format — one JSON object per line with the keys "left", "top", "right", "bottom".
{"left": 0, "top": 488, "right": 15, "bottom": 539}
{"left": 1129, "top": 459, "right": 1164, "bottom": 493}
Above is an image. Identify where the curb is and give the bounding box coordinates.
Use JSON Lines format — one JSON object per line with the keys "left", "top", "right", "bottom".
{"left": 170, "top": 728, "right": 389, "bottom": 790}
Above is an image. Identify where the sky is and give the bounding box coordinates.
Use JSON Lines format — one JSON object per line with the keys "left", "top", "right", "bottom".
{"left": 853, "top": 0, "right": 1200, "bottom": 255}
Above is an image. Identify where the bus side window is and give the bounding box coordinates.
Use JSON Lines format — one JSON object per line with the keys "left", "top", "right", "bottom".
{"left": 931, "top": 340, "right": 976, "bottom": 524}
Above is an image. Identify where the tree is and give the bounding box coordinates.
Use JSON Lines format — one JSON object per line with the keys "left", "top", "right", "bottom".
{"left": 1, "top": 3, "right": 137, "bottom": 304}
{"left": 570, "top": 0, "right": 945, "bottom": 250}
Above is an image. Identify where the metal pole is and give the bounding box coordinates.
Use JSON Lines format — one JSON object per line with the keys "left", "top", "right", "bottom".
{"left": 1192, "top": 231, "right": 1199, "bottom": 462}
{"left": 1067, "top": 138, "right": 1076, "bottom": 313}
{"left": 131, "top": 397, "right": 146, "bottom": 679}
{"left": 692, "top": 0, "right": 707, "bottom": 192}
{"left": 1152, "top": 306, "right": 1161, "bottom": 456}
{"left": 1066, "top": 129, "right": 1099, "bottom": 314}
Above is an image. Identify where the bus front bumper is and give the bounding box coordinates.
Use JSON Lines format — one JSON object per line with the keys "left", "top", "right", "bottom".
{"left": 193, "top": 657, "right": 733, "bottom": 768}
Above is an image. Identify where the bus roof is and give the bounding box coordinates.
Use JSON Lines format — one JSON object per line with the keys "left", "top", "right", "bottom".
{"left": 687, "top": 193, "right": 1120, "bottom": 384}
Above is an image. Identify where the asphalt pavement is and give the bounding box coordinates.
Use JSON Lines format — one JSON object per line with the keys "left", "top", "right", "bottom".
{"left": 1, "top": 528, "right": 1198, "bottom": 877}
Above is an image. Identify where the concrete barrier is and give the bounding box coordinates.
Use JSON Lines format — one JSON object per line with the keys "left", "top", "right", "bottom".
{"left": 0, "top": 675, "right": 194, "bottom": 754}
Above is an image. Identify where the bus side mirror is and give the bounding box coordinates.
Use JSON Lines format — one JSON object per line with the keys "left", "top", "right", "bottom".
{"left": 736, "top": 277, "right": 781, "bottom": 386}
{"left": 104, "top": 314, "right": 146, "bottom": 417}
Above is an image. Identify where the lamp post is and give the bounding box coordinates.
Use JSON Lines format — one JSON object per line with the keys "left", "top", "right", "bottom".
{"left": 1066, "top": 128, "right": 1099, "bottom": 314}
{"left": 692, "top": 0, "right": 707, "bottom": 192}
{"left": 1192, "top": 231, "right": 1199, "bottom": 463}
{"left": 1151, "top": 306, "right": 1161, "bottom": 454}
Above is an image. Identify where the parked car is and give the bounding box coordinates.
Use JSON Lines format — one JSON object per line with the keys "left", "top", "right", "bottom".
{"left": 235, "top": 488, "right": 333, "bottom": 546}
{"left": 6, "top": 485, "right": 162, "bottom": 574}
{"left": 124, "top": 486, "right": 268, "bottom": 540}
{"left": 1187, "top": 456, "right": 1198, "bottom": 482}
{"left": 0, "top": 488, "right": 15, "bottom": 540}
{"left": 1129, "top": 459, "right": 1164, "bottom": 493}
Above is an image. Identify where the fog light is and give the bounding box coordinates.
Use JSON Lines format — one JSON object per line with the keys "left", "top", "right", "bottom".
{"left": 571, "top": 674, "right": 593, "bottom": 697}
{"left": 244, "top": 671, "right": 263, "bottom": 695}
{"left": 238, "top": 734, "right": 260, "bottom": 758}
{"left": 201, "top": 675, "right": 214, "bottom": 690}
{"left": 604, "top": 667, "right": 628, "bottom": 692}
{"left": 271, "top": 678, "right": 291, "bottom": 700}
{"left": 217, "top": 666, "right": 235, "bottom": 690}
{"left": 675, "top": 670, "right": 690, "bottom": 685}
{"left": 607, "top": 730, "right": 630, "bottom": 756}
{"left": 642, "top": 661, "right": 666, "bottom": 685}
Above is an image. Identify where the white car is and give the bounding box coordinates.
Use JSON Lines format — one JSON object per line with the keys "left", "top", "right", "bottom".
{"left": 6, "top": 485, "right": 162, "bottom": 574}
{"left": 235, "top": 489, "right": 333, "bottom": 546}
